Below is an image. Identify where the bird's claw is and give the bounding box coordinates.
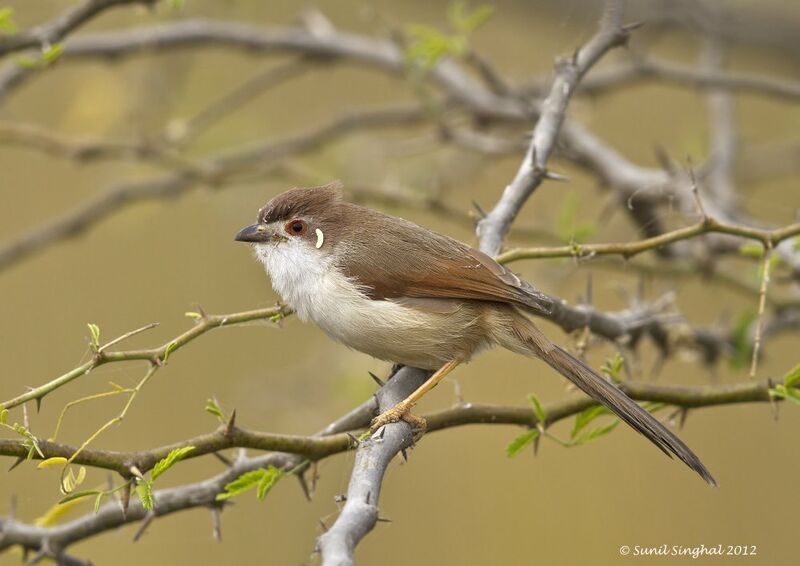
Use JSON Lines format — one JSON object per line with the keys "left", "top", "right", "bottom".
{"left": 369, "top": 403, "right": 427, "bottom": 437}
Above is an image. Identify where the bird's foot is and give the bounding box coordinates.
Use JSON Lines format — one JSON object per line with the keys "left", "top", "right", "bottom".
{"left": 369, "top": 402, "right": 427, "bottom": 437}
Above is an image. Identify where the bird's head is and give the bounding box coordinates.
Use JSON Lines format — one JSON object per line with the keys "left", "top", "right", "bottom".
{"left": 235, "top": 181, "right": 344, "bottom": 264}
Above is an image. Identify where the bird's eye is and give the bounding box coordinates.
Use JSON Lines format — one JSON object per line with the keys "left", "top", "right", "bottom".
{"left": 285, "top": 219, "right": 307, "bottom": 236}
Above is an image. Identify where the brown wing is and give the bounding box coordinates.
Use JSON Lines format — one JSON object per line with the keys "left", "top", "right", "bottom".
{"left": 336, "top": 203, "right": 553, "bottom": 316}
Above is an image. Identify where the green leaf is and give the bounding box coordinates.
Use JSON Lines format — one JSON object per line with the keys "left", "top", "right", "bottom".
{"left": 75, "top": 466, "right": 87, "bottom": 487}
{"left": 135, "top": 480, "right": 154, "bottom": 510}
{"left": 256, "top": 466, "right": 283, "bottom": 500}
{"left": 506, "top": 429, "right": 540, "bottom": 457}
{"left": 58, "top": 489, "right": 102, "bottom": 505}
{"left": 0, "top": 408, "right": 8, "bottom": 424}
{"left": 404, "top": 2, "right": 494, "bottom": 71}
{"left": 93, "top": 492, "right": 104, "bottom": 514}
{"left": 216, "top": 469, "right": 267, "bottom": 501}
{"left": 205, "top": 398, "right": 226, "bottom": 422}
{"left": 15, "top": 42, "right": 65, "bottom": 70}
{"left": 62, "top": 466, "right": 87, "bottom": 493}
{"left": 572, "top": 420, "right": 620, "bottom": 445}
{"left": 162, "top": 340, "right": 178, "bottom": 363}
{"left": 405, "top": 24, "right": 461, "bottom": 69}
{"left": 41, "top": 43, "right": 64, "bottom": 64}
{"left": 738, "top": 243, "right": 764, "bottom": 258}
{"left": 601, "top": 352, "right": 624, "bottom": 382}
{"left": 557, "top": 193, "right": 596, "bottom": 244}
{"left": 571, "top": 405, "right": 612, "bottom": 439}
{"left": 782, "top": 364, "right": 800, "bottom": 389}
{"left": 527, "top": 393, "right": 547, "bottom": 426}
{"left": 448, "top": 2, "right": 494, "bottom": 33}
{"left": 87, "top": 323, "right": 101, "bottom": 349}
{"left": 151, "top": 446, "right": 194, "bottom": 481}
{"left": 12, "top": 423, "right": 44, "bottom": 459}
{"left": 0, "top": 7, "right": 16, "bottom": 34}
{"left": 769, "top": 385, "right": 800, "bottom": 406}
{"left": 38, "top": 456, "right": 69, "bottom": 469}
{"left": 14, "top": 56, "right": 40, "bottom": 70}
{"left": 640, "top": 401, "right": 667, "bottom": 414}
{"left": 730, "top": 310, "right": 756, "bottom": 370}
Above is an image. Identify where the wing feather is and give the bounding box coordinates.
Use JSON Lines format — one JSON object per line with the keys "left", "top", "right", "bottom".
{"left": 337, "top": 204, "right": 553, "bottom": 316}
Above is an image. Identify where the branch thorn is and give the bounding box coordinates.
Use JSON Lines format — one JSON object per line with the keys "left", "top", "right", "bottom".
{"left": 8, "top": 457, "right": 24, "bottom": 472}
{"left": 132, "top": 511, "right": 155, "bottom": 542}
{"left": 543, "top": 169, "right": 570, "bottom": 182}
{"left": 225, "top": 410, "right": 237, "bottom": 435}
{"left": 212, "top": 452, "right": 233, "bottom": 468}
{"left": 211, "top": 505, "right": 222, "bottom": 541}
{"left": 120, "top": 481, "right": 132, "bottom": 518}
{"left": 296, "top": 472, "right": 312, "bottom": 502}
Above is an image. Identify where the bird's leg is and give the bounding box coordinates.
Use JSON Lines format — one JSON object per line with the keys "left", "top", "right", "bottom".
{"left": 369, "top": 360, "right": 461, "bottom": 434}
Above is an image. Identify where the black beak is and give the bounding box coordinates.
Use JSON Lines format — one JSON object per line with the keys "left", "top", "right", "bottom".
{"left": 234, "top": 223, "right": 271, "bottom": 243}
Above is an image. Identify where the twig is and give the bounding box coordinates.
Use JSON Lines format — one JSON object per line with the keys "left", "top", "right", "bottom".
{"left": 0, "top": 105, "right": 427, "bottom": 273}
{"left": 751, "top": 248, "right": 773, "bottom": 377}
{"left": 496, "top": 219, "right": 800, "bottom": 263}
{"left": 0, "top": 0, "right": 159, "bottom": 57}
{"left": 162, "top": 57, "right": 313, "bottom": 146}
{"left": 571, "top": 54, "right": 800, "bottom": 102}
{"left": 0, "top": 305, "right": 287, "bottom": 409}
{"left": 0, "top": 122, "right": 195, "bottom": 171}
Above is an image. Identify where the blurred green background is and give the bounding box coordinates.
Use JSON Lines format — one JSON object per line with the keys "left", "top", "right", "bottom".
{"left": 1, "top": 1, "right": 799, "bottom": 564}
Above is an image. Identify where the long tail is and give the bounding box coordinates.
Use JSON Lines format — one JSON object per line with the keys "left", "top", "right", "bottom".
{"left": 505, "top": 314, "right": 716, "bottom": 486}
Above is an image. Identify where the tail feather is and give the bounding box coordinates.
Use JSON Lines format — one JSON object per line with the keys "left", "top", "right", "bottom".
{"left": 509, "top": 316, "right": 717, "bottom": 486}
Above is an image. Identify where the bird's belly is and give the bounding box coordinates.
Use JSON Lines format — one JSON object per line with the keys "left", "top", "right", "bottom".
{"left": 313, "top": 296, "right": 487, "bottom": 369}
{"left": 261, "top": 249, "right": 488, "bottom": 368}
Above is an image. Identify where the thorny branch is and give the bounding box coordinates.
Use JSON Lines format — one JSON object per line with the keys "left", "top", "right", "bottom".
{"left": 476, "top": 0, "right": 629, "bottom": 256}
{"left": 497, "top": 218, "right": 800, "bottom": 264}
{"left": 1, "top": 371, "right": 790, "bottom": 562}
{"left": 569, "top": 53, "right": 800, "bottom": 102}
{"left": 1, "top": 305, "right": 288, "bottom": 410}
{"left": 317, "top": 367, "right": 430, "bottom": 566}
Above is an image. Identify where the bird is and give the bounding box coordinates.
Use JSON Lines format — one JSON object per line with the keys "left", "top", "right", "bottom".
{"left": 235, "top": 181, "right": 716, "bottom": 486}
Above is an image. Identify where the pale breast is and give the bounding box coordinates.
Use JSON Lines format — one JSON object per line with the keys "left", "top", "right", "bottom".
{"left": 254, "top": 240, "right": 490, "bottom": 369}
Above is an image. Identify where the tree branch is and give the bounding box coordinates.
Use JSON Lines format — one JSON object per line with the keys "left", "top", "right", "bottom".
{"left": 0, "top": 375, "right": 789, "bottom": 558}
{"left": 317, "top": 366, "right": 431, "bottom": 565}
{"left": 573, "top": 54, "right": 800, "bottom": 102}
{"left": 0, "top": 105, "right": 426, "bottom": 273}
{"left": 496, "top": 219, "right": 800, "bottom": 263}
{"left": 0, "top": 305, "right": 288, "bottom": 410}
{"left": 476, "top": 0, "right": 630, "bottom": 256}
{"left": 0, "top": 0, "right": 159, "bottom": 57}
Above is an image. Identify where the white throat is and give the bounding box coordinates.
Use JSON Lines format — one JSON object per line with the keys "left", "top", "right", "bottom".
{"left": 253, "top": 239, "right": 341, "bottom": 322}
